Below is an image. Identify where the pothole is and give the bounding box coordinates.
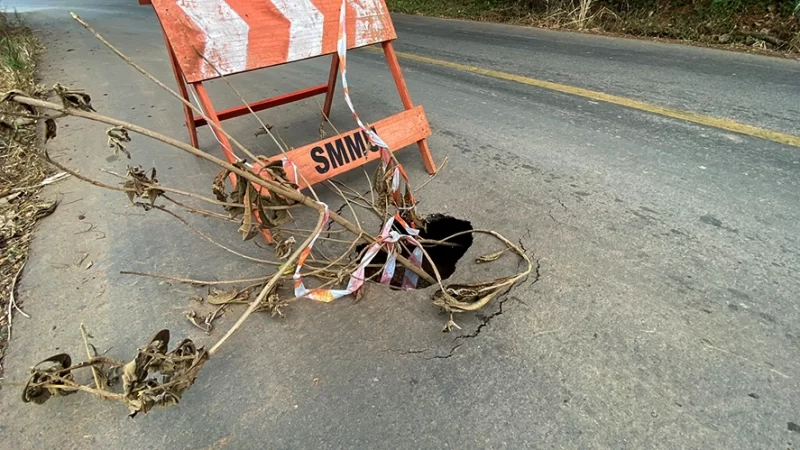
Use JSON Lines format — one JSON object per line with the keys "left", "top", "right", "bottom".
{"left": 355, "top": 214, "right": 473, "bottom": 289}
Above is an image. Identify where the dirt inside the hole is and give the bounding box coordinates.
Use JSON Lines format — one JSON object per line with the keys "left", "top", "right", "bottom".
{"left": 355, "top": 214, "right": 473, "bottom": 289}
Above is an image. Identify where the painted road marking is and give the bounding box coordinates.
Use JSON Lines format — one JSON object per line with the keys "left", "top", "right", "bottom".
{"left": 372, "top": 48, "right": 800, "bottom": 148}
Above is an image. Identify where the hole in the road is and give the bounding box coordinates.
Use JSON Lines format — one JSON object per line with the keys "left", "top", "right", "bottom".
{"left": 355, "top": 214, "right": 473, "bottom": 289}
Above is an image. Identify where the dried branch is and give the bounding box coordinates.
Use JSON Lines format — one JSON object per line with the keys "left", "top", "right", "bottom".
{"left": 208, "top": 209, "right": 327, "bottom": 356}
{"left": 415, "top": 156, "right": 449, "bottom": 193}
{"left": 79, "top": 324, "right": 103, "bottom": 390}
{"left": 150, "top": 205, "right": 281, "bottom": 266}
{"left": 39, "top": 379, "right": 123, "bottom": 400}
{"left": 431, "top": 229, "right": 533, "bottom": 313}
{"left": 69, "top": 13, "right": 258, "bottom": 169}
{"left": 119, "top": 271, "right": 270, "bottom": 286}
{"left": 4, "top": 93, "right": 435, "bottom": 284}
{"left": 45, "top": 151, "right": 244, "bottom": 209}
{"left": 161, "top": 195, "right": 239, "bottom": 223}
{"left": 5, "top": 263, "right": 29, "bottom": 340}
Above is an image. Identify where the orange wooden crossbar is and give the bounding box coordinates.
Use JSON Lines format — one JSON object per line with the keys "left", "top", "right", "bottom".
{"left": 193, "top": 83, "right": 329, "bottom": 127}
{"left": 261, "top": 107, "right": 430, "bottom": 189}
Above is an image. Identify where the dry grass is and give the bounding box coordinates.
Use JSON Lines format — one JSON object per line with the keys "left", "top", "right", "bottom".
{"left": 0, "top": 11, "right": 51, "bottom": 374}
{"left": 387, "top": 0, "right": 800, "bottom": 54}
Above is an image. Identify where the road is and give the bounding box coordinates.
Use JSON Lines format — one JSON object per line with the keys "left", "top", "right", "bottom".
{"left": 3, "top": 2, "right": 800, "bottom": 449}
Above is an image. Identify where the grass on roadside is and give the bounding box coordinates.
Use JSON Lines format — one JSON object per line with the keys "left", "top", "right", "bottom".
{"left": 0, "top": 10, "right": 53, "bottom": 374}
{"left": 387, "top": 0, "right": 800, "bottom": 54}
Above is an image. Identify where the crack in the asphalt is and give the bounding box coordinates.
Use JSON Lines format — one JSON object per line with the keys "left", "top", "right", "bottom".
{"left": 453, "top": 296, "right": 512, "bottom": 343}
{"left": 547, "top": 198, "right": 567, "bottom": 224}
{"left": 324, "top": 202, "right": 348, "bottom": 234}
{"left": 427, "top": 255, "right": 542, "bottom": 360}
{"left": 383, "top": 242, "right": 541, "bottom": 361}
{"left": 428, "top": 343, "right": 463, "bottom": 359}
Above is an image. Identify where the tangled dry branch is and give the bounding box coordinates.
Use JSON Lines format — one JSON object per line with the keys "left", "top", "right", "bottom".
{"left": 2, "top": 13, "right": 534, "bottom": 417}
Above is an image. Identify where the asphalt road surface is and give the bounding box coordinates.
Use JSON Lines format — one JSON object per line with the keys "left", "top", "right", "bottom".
{"left": 3, "top": 2, "right": 800, "bottom": 449}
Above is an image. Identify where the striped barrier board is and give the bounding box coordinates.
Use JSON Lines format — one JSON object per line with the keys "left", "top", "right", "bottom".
{"left": 151, "top": 0, "right": 397, "bottom": 83}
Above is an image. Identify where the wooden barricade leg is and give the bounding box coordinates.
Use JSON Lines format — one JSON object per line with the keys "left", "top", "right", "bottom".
{"left": 192, "top": 81, "right": 274, "bottom": 243}
{"left": 160, "top": 29, "right": 198, "bottom": 149}
{"left": 322, "top": 54, "right": 339, "bottom": 120}
{"left": 381, "top": 41, "right": 437, "bottom": 175}
{"left": 192, "top": 82, "right": 236, "bottom": 164}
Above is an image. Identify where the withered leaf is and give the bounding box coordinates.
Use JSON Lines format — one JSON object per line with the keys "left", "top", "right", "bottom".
{"left": 238, "top": 186, "right": 256, "bottom": 240}
{"left": 33, "top": 201, "right": 58, "bottom": 220}
{"left": 215, "top": 159, "right": 298, "bottom": 231}
{"left": 123, "top": 166, "right": 163, "bottom": 205}
{"left": 432, "top": 278, "right": 515, "bottom": 313}
{"left": 475, "top": 249, "right": 507, "bottom": 264}
{"left": 212, "top": 168, "right": 230, "bottom": 205}
{"left": 121, "top": 360, "right": 138, "bottom": 395}
{"left": 403, "top": 188, "right": 424, "bottom": 228}
{"left": 44, "top": 118, "right": 57, "bottom": 143}
{"left": 257, "top": 287, "right": 288, "bottom": 318}
{"left": 121, "top": 331, "right": 207, "bottom": 417}
{"left": 22, "top": 353, "right": 78, "bottom": 405}
{"left": 274, "top": 236, "right": 296, "bottom": 260}
{"left": 106, "top": 126, "right": 132, "bottom": 159}
{"left": 354, "top": 285, "right": 366, "bottom": 302}
{"left": 227, "top": 173, "right": 247, "bottom": 219}
{"left": 53, "top": 83, "right": 95, "bottom": 112}
{"left": 206, "top": 288, "right": 249, "bottom": 305}
{"left": 105, "top": 365, "right": 122, "bottom": 387}
{"left": 184, "top": 310, "right": 212, "bottom": 334}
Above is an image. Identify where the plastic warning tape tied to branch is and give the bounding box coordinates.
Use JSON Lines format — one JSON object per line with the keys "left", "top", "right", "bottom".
{"left": 283, "top": 1, "right": 426, "bottom": 301}
{"left": 291, "top": 200, "right": 425, "bottom": 303}
{"left": 334, "top": 0, "right": 416, "bottom": 209}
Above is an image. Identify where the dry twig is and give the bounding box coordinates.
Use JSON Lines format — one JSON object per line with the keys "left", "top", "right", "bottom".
{"left": 119, "top": 271, "right": 271, "bottom": 286}
{"left": 6, "top": 263, "right": 29, "bottom": 340}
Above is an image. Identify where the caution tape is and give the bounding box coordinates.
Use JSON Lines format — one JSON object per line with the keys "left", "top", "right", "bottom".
{"left": 285, "top": 1, "right": 427, "bottom": 301}
{"left": 291, "top": 204, "right": 425, "bottom": 302}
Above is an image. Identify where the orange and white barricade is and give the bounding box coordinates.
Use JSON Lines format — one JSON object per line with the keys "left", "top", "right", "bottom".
{"left": 140, "top": 0, "right": 436, "bottom": 294}
{"left": 139, "top": 0, "right": 435, "bottom": 187}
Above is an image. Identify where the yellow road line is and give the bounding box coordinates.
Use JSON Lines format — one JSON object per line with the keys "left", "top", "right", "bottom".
{"left": 373, "top": 48, "right": 800, "bottom": 148}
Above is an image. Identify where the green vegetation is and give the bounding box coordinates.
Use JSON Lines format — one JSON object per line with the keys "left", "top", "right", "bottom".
{"left": 387, "top": 0, "right": 800, "bottom": 53}
{"left": 0, "top": 13, "right": 36, "bottom": 83}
